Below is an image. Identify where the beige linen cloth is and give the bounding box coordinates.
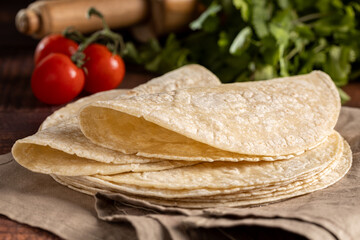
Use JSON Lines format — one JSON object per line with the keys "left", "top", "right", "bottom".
{"left": 1, "top": 107, "right": 359, "bottom": 240}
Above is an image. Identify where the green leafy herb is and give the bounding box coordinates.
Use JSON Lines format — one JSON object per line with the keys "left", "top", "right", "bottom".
{"left": 233, "top": 0, "right": 250, "bottom": 22}
{"left": 189, "top": 3, "right": 222, "bottom": 31}
{"left": 229, "top": 27, "right": 252, "bottom": 56}
{"left": 124, "top": 0, "right": 360, "bottom": 102}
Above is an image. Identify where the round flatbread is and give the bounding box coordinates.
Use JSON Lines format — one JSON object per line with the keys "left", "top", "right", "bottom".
{"left": 79, "top": 71, "right": 340, "bottom": 161}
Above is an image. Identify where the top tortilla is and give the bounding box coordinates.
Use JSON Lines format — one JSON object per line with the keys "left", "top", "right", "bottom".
{"left": 79, "top": 71, "right": 340, "bottom": 159}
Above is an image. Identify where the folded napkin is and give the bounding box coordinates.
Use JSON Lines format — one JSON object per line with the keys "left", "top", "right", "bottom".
{"left": 0, "top": 107, "right": 359, "bottom": 240}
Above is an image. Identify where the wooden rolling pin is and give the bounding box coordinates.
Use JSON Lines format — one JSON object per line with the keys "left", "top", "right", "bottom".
{"left": 16, "top": 0, "right": 198, "bottom": 41}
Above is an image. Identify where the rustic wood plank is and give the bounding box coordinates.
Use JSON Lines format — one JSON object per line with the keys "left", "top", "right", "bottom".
{"left": 0, "top": 0, "right": 38, "bottom": 48}
{"left": 0, "top": 215, "right": 59, "bottom": 240}
{"left": 342, "top": 82, "right": 360, "bottom": 108}
{"left": 0, "top": 109, "right": 55, "bottom": 154}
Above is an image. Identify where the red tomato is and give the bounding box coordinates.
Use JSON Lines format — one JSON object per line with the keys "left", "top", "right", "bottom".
{"left": 83, "top": 44, "right": 125, "bottom": 93}
{"left": 34, "top": 34, "right": 78, "bottom": 65}
{"left": 31, "top": 53, "right": 85, "bottom": 105}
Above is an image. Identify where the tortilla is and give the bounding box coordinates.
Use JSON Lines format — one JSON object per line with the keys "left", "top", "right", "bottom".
{"left": 94, "top": 131, "right": 343, "bottom": 190}
{"left": 12, "top": 64, "right": 219, "bottom": 176}
{"left": 144, "top": 141, "right": 351, "bottom": 208}
{"left": 127, "top": 64, "right": 221, "bottom": 96}
{"left": 52, "top": 140, "right": 351, "bottom": 208}
{"left": 79, "top": 71, "right": 340, "bottom": 161}
{"left": 53, "top": 131, "right": 343, "bottom": 198}
{"left": 14, "top": 143, "right": 196, "bottom": 176}
{"left": 54, "top": 162, "right": 332, "bottom": 200}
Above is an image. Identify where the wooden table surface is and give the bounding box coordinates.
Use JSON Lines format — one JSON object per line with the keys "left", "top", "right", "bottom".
{"left": 1, "top": 50, "right": 360, "bottom": 240}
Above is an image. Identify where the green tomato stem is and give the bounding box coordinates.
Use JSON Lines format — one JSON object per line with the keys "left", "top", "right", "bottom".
{"left": 71, "top": 7, "right": 125, "bottom": 68}
{"left": 87, "top": 8, "right": 110, "bottom": 31}
{"left": 62, "top": 26, "right": 85, "bottom": 43}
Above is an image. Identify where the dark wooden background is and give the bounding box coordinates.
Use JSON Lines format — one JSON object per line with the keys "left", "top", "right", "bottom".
{"left": 1, "top": 1, "right": 359, "bottom": 239}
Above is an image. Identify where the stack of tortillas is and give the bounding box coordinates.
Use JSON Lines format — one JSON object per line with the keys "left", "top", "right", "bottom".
{"left": 12, "top": 64, "right": 352, "bottom": 208}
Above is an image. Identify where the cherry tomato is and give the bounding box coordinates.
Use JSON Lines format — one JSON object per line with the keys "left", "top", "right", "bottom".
{"left": 34, "top": 34, "right": 78, "bottom": 65}
{"left": 83, "top": 44, "right": 125, "bottom": 93}
{"left": 31, "top": 53, "right": 85, "bottom": 105}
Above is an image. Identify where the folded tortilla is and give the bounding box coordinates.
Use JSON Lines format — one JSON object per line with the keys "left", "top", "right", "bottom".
{"left": 79, "top": 71, "right": 340, "bottom": 161}
{"left": 12, "top": 65, "right": 220, "bottom": 176}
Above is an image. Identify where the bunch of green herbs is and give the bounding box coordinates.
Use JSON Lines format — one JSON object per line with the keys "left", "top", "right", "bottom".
{"left": 124, "top": 0, "right": 360, "bottom": 102}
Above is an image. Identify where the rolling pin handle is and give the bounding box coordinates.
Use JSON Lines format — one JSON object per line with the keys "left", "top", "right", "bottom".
{"left": 16, "top": 9, "right": 40, "bottom": 35}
